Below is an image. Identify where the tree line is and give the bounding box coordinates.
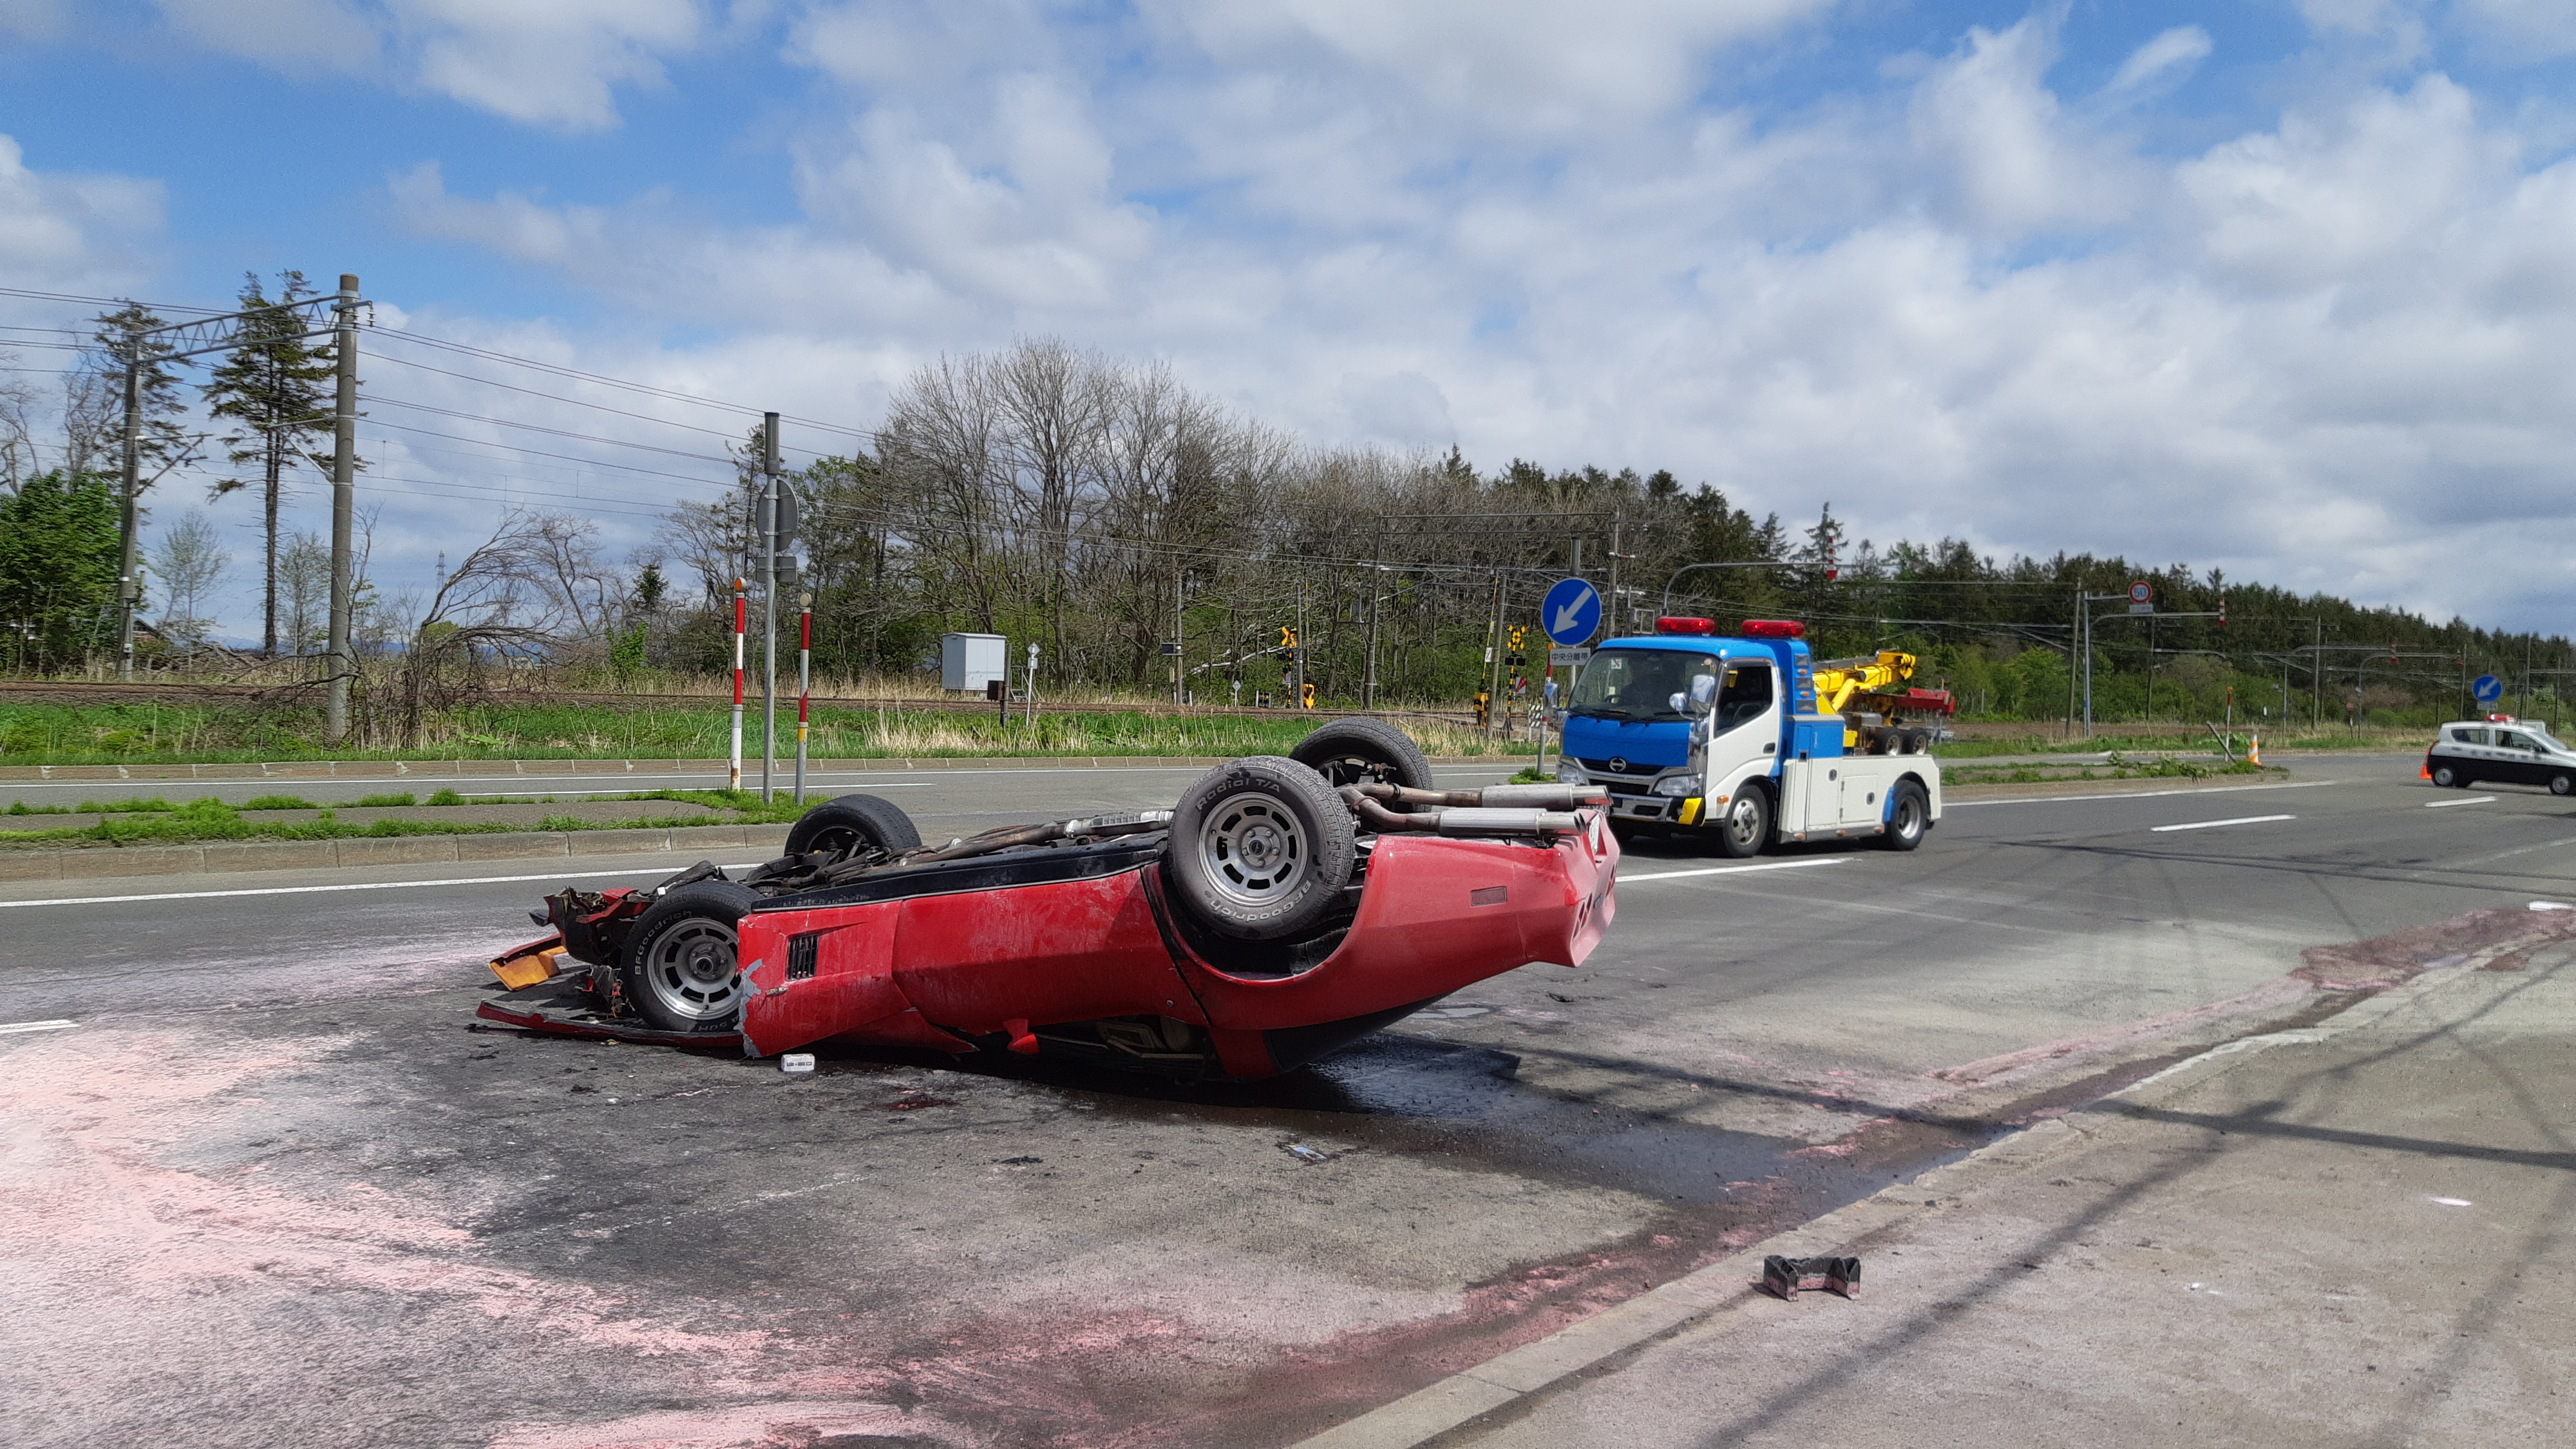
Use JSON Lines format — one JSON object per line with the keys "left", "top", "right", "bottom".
{"left": 8, "top": 325, "right": 2568, "bottom": 733}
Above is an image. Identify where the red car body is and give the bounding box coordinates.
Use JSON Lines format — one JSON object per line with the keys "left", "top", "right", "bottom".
{"left": 489, "top": 812, "right": 1617, "bottom": 1079}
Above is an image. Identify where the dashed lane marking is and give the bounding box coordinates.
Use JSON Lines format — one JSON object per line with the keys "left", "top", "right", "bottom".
{"left": 0, "top": 1019, "right": 78, "bottom": 1035}
{"left": 1618, "top": 857, "right": 1853, "bottom": 883}
{"left": 2151, "top": 814, "right": 2295, "bottom": 833}
{"left": 2426, "top": 795, "right": 2499, "bottom": 808}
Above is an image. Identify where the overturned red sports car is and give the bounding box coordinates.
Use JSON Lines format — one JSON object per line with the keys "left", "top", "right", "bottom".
{"left": 479, "top": 720, "right": 1619, "bottom": 1079}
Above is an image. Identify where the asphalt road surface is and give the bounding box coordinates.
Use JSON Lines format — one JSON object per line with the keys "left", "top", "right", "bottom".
{"left": 7, "top": 752, "right": 2572, "bottom": 1449}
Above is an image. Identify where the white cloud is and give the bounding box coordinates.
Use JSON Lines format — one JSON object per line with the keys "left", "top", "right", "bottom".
{"left": 1907, "top": 16, "right": 2142, "bottom": 234}
{"left": 1145, "top": 0, "right": 1832, "bottom": 132}
{"left": 2105, "top": 25, "right": 2212, "bottom": 95}
{"left": 150, "top": 0, "right": 710, "bottom": 130}
{"left": 0, "top": 135, "right": 164, "bottom": 292}
{"left": 350, "top": 8, "right": 2576, "bottom": 633}
{"left": 2452, "top": 0, "right": 2576, "bottom": 60}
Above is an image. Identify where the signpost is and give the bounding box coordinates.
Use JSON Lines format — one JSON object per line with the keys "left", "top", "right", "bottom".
{"left": 2128, "top": 580, "right": 2153, "bottom": 615}
{"left": 2473, "top": 674, "right": 2504, "bottom": 706}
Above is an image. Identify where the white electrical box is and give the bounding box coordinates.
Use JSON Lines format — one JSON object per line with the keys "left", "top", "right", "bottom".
{"left": 940, "top": 633, "right": 1007, "bottom": 692}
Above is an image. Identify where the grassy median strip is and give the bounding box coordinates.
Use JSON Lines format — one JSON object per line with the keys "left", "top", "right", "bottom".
{"left": 0, "top": 788, "right": 819, "bottom": 848}
{"left": 1942, "top": 755, "right": 2280, "bottom": 785}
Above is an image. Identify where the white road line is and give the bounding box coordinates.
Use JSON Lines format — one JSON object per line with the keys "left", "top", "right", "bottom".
{"left": 2151, "top": 814, "right": 2295, "bottom": 833}
{"left": 0, "top": 863, "right": 766, "bottom": 911}
{"left": 1949, "top": 779, "right": 2340, "bottom": 808}
{"left": 2426, "top": 795, "right": 2499, "bottom": 808}
{"left": 4, "top": 762, "right": 1521, "bottom": 797}
{"left": 0, "top": 1019, "right": 78, "bottom": 1035}
{"left": 1617, "top": 857, "right": 1853, "bottom": 883}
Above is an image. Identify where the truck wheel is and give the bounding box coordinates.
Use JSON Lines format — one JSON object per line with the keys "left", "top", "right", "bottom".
{"left": 1710, "top": 787, "right": 1770, "bottom": 859}
{"left": 1291, "top": 718, "right": 1436, "bottom": 806}
{"left": 785, "top": 793, "right": 922, "bottom": 857}
{"left": 2431, "top": 763, "right": 2460, "bottom": 788}
{"left": 622, "top": 880, "right": 761, "bottom": 1033}
{"left": 1882, "top": 780, "right": 1930, "bottom": 851}
{"left": 1169, "top": 756, "right": 1356, "bottom": 940}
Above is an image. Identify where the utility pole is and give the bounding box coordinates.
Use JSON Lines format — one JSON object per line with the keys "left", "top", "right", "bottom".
{"left": 1294, "top": 580, "right": 1306, "bottom": 709}
{"left": 1363, "top": 532, "right": 1385, "bottom": 710}
{"left": 1486, "top": 571, "right": 1507, "bottom": 735}
{"left": 326, "top": 274, "right": 359, "bottom": 745}
{"left": 793, "top": 591, "right": 811, "bottom": 803}
{"left": 116, "top": 351, "right": 142, "bottom": 680}
{"left": 756, "top": 418, "right": 780, "bottom": 798}
{"left": 1173, "top": 556, "right": 1185, "bottom": 706}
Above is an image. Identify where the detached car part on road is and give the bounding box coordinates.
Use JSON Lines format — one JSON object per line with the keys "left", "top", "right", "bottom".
{"left": 481, "top": 726, "right": 1617, "bottom": 1079}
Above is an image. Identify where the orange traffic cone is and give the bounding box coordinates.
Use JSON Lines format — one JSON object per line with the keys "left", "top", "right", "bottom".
{"left": 2247, "top": 734, "right": 2261, "bottom": 766}
{"left": 2421, "top": 758, "right": 2433, "bottom": 780}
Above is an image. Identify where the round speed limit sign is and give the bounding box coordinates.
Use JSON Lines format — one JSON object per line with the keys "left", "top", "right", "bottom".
{"left": 2128, "top": 581, "right": 2152, "bottom": 604}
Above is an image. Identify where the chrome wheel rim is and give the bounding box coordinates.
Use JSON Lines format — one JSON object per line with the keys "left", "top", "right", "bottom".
{"left": 1725, "top": 795, "right": 1763, "bottom": 848}
{"left": 1198, "top": 790, "right": 1310, "bottom": 909}
{"left": 640, "top": 917, "right": 744, "bottom": 1024}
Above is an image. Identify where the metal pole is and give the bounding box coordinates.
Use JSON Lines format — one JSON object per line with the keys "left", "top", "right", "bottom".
{"left": 2312, "top": 618, "right": 2322, "bottom": 731}
{"left": 793, "top": 593, "right": 811, "bottom": 804}
{"left": 2065, "top": 586, "right": 2079, "bottom": 741}
{"left": 1486, "top": 571, "right": 1505, "bottom": 735}
{"left": 730, "top": 579, "right": 745, "bottom": 792}
{"left": 116, "top": 353, "right": 141, "bottom": 680}
{"left": 1294, "top": 580, "right": 1306, "bottom": 709}
{"left": 326, "top": 274, "right": 358, "bottom": 744}
{"left": 1173, "top": 557, "right": 1185, "bottom": 706}
{"left": 1363, "top": 536, "right": 1382, "bottom": 711}
{"left": 760, "top": 414, "right": 779, "bottom": 802}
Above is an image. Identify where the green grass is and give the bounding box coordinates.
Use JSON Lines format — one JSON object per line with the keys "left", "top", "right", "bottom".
{"left": 0, "top": 698, "right": 1512, "bottom": 766}
{"left": 424, "top": 788, "right": 464, "bottom": 806}
{"left": 0, "top": 786, "right": 822, "bottom": 848}
{"left": 239, "top": 794, "right": 320, "bottom": 811}
{"left": 1944, "top": 756, "right": 2277, "bottom": 785}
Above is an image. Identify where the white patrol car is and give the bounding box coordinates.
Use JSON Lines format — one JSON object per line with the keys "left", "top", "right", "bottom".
{"left": 2424, "top": 718, "right": 2576, "bottom": 795}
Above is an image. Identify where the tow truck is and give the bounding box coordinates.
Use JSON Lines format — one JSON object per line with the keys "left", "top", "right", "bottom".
{"left": 1554, "top": 617, "right": 1942, "bottom": 856}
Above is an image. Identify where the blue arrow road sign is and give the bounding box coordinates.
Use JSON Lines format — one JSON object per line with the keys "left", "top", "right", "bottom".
{"left": 1542, "top": 577, "right": 1601, "bottom": 646}
{"left": 2473, "top": 674, "right": 2503, "bottom": 703}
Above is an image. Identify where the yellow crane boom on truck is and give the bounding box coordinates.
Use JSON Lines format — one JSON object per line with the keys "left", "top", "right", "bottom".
{"left": 1810, "top": 650, "right": 1956, "bottom": 755}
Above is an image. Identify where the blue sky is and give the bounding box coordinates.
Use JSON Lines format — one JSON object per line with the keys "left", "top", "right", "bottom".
{"left": 4, "top": 1, "right": 2575, "bottom": 641}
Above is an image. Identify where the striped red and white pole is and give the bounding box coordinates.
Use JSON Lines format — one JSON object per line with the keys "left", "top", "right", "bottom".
{"left": 729, "top": 578, "right": 746, "bottom": 792}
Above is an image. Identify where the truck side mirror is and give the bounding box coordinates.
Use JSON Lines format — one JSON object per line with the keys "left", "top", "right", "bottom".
{"left": 1688, "top": 674, "right": 1717, "bottom": 713}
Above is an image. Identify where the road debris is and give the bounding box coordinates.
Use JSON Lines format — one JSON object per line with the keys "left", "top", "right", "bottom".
{"left": 1761, "top": 1254, "right": 1860, "bottom": 1300}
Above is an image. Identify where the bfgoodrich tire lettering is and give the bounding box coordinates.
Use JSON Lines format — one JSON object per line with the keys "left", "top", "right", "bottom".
{"left": 1168, "top": 756, "right": 1356, "bottom": 940}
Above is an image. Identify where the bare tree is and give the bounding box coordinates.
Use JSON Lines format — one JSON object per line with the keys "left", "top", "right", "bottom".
{"left": 148, "top": 509, "right": 228, "bottom": 653}
{"left": 281, "top": 531, "right": 330, "bottom": 658}
{"left": 390, "top": 509, "right": 609, "bottom": 744}
{"left": 0, "top": 360, "right": 37, "bottom": 492}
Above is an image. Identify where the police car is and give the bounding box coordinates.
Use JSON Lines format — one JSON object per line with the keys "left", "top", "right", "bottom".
{"left": 2425, "top": 718, "right": 2576, "bottom": 795}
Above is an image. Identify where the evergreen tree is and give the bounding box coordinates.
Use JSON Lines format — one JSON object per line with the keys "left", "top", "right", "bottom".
{"left": 201, "top": 271, "right": 335, "bottom": 656}
{"left": 87, "top": 301, "right": 191, "bottom": 481}
{"left": 0, "top": 470, "right": 121, "bottom": 670}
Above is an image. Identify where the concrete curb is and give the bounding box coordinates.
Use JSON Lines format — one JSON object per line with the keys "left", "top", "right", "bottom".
{"left": 0, "top": 825, "right": 797, "bottom": 881}
{"left": 0, "top": 754, "right": 1523, "bottom": 784}
{"left": 1283, "top": 955, "right": 2516, "bottom": 1449}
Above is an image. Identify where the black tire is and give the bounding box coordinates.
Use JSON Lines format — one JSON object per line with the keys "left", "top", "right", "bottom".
{"left": 1167, "top": 756, "right": 1356, "bottom": 940}
{"left": 621, "top": 880, "right": 761, "bottom": 1033}
{"left": 1882, "top": 780, "right": 1929, "bottom": 851}
{"left": 1291, "top": 718, "right": 1436, "bottom": 806}
{"left": 785, "top": 793, "right": 922, "bottom": 858}
{"left": 1709, "top": 785, "right": 1771, "bottom": 859}
{"left": 2553, "top": 774, "right": 2573, "bottom": 797}
{"left": 2431, "top": 763, "right": 2461, "bottom": 788}
{"left": 1865, "top": 730, "right": 1893, "bottom": 756}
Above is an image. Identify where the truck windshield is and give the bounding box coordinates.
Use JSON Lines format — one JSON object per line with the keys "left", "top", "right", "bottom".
{"left": 1567, "top": 650, "right": 1722, "bottom": 722}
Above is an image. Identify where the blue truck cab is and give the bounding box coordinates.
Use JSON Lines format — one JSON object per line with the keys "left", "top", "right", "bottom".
{"left": 1554, "top": 617, "right": 1941, "bottom": 856}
